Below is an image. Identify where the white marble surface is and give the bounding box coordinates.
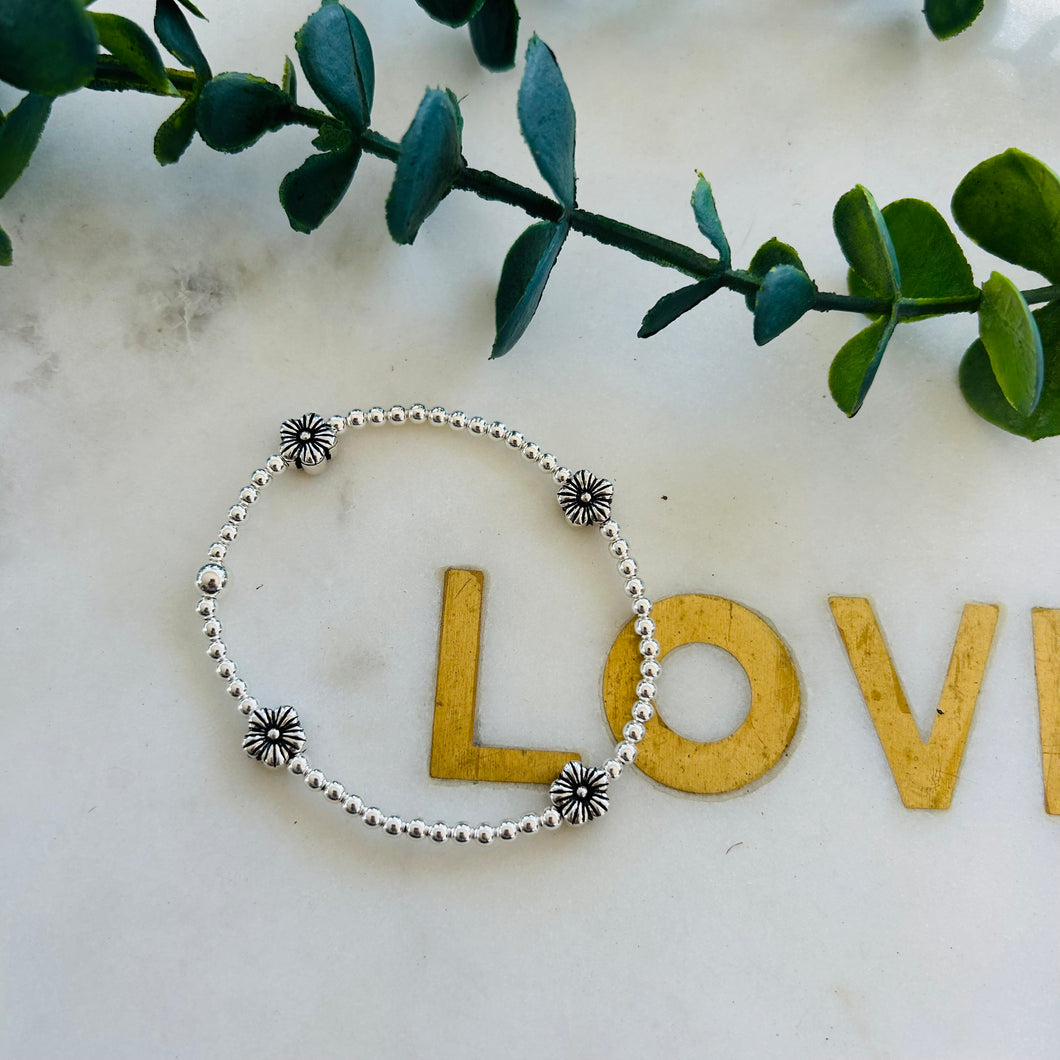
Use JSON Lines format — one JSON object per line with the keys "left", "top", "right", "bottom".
{"left": 3, "top": 1, "right": 1060, "bottom": 1057}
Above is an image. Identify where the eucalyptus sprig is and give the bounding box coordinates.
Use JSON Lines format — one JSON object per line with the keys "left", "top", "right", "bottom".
{"left": 1, "top": 0, "right": 1056, "bottom": 440}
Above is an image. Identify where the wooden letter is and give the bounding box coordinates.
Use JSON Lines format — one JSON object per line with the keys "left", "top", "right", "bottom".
{"left": 829, "top": 597, "right": 999, "bottom": 809}
{"left": 429, "top": 569, "right": 578, "bottom": 783}
{"left": 602, "top": 594, "right": 800, "bottom": 794}
{"left": 1031, "top": 608, "right": 1060, "bottom": 815}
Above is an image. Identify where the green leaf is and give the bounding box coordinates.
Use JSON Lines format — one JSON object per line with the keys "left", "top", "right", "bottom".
{"left": 282, "top": 56, "right": 297, "bottom": 101}
{"left": 637, "top": 279, "right": 722, "bottom": 338}
{"left": 92, "top": 13, "right": 173, "bottom": 95}
{"left": 312, "top": 120, "right": 353, "bottom": 154}
{"left": 924, "top": 0, "right": 984, "bottom": 39}
{"left": 295, "top": 2, "right": 374, "bottom": 133}
{"left": 279, "top": 146, "right": 361, "bottom": 234}
{"left": 828, "top": 307, "right": 900, "bottom": 416}
{"left": 173, "top": 0, "right": 206, "bottom": 19}
{"left": 952, "top": 149, "right": 1060, "bottom": 284}
{"left": 414, "top": 0, "right": 486, "bottom": 27}
{"left": 0, "top": 0, "right": 98, "bottom": 95}
{"left": 154, "top": 95, "right": 198, "bottom": 164}
{"left": 691, "top": 173, "right": 730, "bottom": 266}
{"left": 0, "top": 224, "right": 11, "bottom": 266}
{"left": 469, "top": 0, "right": 519, "bottom": 71}
{"left": 753, "top": 265, "right": 817, "bottom": 345}
{"left": 977, "top": 271, "right": 1044, "bottom": 416}
{"left": 960, "top": 300, "right": 1060, "bottom": 440}
{"left": 744, "top": 237, "right": 805, "bottom": 310}
{"left": 834, "top": 184, "right": 900, "bottom": 299}
{"left": 0, "top": 93, "right": 52, "bottom": 199}
{"left": 386, "top": 88, "right": 463, "bottom": 245}
{"left": 518, "top": 36, "right": 575, "bottom": 210}
{"left": 491, "top": 219, "right": 568, "bottom": 358}
{"left": 196, "top": 73, "right": 292, "bottom": 153}
{"left": 154, "top": 0, "right": 210, "bottom": 81}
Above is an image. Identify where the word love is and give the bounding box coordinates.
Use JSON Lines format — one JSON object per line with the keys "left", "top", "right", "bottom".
{"left": 429, "top": 570, "right": 1060, "bottom": 814}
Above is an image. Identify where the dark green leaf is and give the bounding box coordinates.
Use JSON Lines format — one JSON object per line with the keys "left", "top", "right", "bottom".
{"left": 196, "top": 73, "right": 292, "bottom": 153}
{"left": 386, "top": 88, "right": 463, "bottom": 245}
{"left": 295, "top": 2, "right": 374, "bottom": 133}
{"left": 977, "top": 271, "right": 1043, "bottom": 416}
{"left": 174, "top": 0, "right": 206, "bottom": 19}
{"left": 637, "top": 279, "right": 722, "bottom": 338}
{"left": 154, "top": 0, "right": 210, "bottom": 81}
{"left": 491, "top": 219, "right": 568, "bottom": 358}
{"left": 924, "top": 0, "right": 984, "bottom": 39}
{"left": 753, "top": 265, "right": 817, "bottom": 345}
{"left": 961, "top": 300, "right": 1060, "bottom": 440}
{"left": 0, "top": 93, "right": 52, "bottom": 199}
{"left": 92, "top": 13, "right": 174, "bottom": 95}
{"left": 279, "top": 146, "right": 360, "bottom": 234}
{"left": 414, "top": 0, "right": 486, "bottom": 27}
{"left": 0, "top": 0, "right": 98, "bottom": 95}
{"left": 833, "top": 184, "right": 900, "bottom": 299}
{"left": 828, "top": 307, "right": 900, "bottom": 416}
{"left": 282, "top": 56, "right": 297, "bottom": 101}
{"left": 952, "top": 149, "right": 1060, "bottom": 284}
{"left": 518, "top": 36, "right": 575, "bottom": 210}
{"left": 469, "top": 0, "right": 519, "bottom": 71}
{"left": 0, "top": 224, "right": 11, "bottom": 266}
{"left": 691, "top": 173, "right": 729, "bottom": 266}
{"left": 744, "top": 237, "right": 804, "bottom": 309}
{"left": 154, "top": 95, "right": 198, "bottom": 165}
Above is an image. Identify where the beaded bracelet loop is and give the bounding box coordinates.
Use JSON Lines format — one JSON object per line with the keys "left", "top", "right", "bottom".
{"left": 194, "top": 405, "right": 662, "bottom": 846}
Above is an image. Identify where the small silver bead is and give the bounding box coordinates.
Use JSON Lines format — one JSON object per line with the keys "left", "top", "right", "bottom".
{"left": 604, "top": 758, "right": 623, "bottom": 779}
{"left": 468, "top": 416, "right": 488, "bottom": 436}
{"left": 207, "top": 542, "right": 227, "bottom": 561}
{"left": 640, "top": 637, "right": 661, "bottom": 658}
{"left": 328, "top": 415, "right": 347, "bottom": 434}
{"left": 616, "top": 741, "right": 638, "bottom": 764}
{"left": 346, "top": 409, "right": 366, "bottom": 429}
{"left": 552, "top": 467, "right": 572, "bottom": 485}
{"left": 408, "top": 404, "right": 428, "bottom": 423}
{"left": 387, "top": 405, "right": 407, "bottom": 424}
{"left": 305, "top": 769, "right": 327, "bottom": 791}
{"left": 624, "top": 577, "right": 645, "bottom": 597}
{"left": 196, "top": 597, "right": 217, "bottom": 618}
{"left": 539, "top": 453, "right": 558, "bottom": 473}
{"left": 609, "top": 538, "right": 629, "bottom": 559}
{"left": 475, "top": 824, "right": 495, "bottom": 844}
{"left": 207, "top": 639, "right": 227, "bottom": 660}
{"left": 266, "top": 454, "right": 287, "bottom": 474}
{"left": 228, "top": 504, "right": 248, "bottom": 524}
{"left": 636, "top": 679, "right": 656, "bottom": 700}
{"left": 634, "top": 616, "right": 655, "bottom": 637}
{"left": 239, "top": 486, "right": 258, "bottom": 506}
{"left": 632, "top": 700, "right": 655, "bottom": 723}
{"left": 383, "top": 815, "right": 405, "bottom": 835}
{"left": 600, "top": 520, "right": 621, "bottom": 540}
{"left": 362, "top": 807, "right": 384, "bottom": 827}
{"left": 488, "top": 421, "right": 507, "bottom": 439}
{"left": 540, "top": 807, "right": 562, "bottom": 829}
{"left": 497, "top": 820, "right": 519, "bottom": 841}
{"left": 226, "top": 678, "right": 247, "bottom": 699}
{"left": 324, "top": 781, "right": 346, "bottom": 802}
{"left": 623, "top": 720, "right": 646, "bottom": 743}
{"left": 406, "top": 819, "right": 427, "bottom": 839}
{"left": 452, "top": 823, "right": 473, "bottom": 843}
{"left": 522, "top": 442, "right": 542, "bottom": 462}
{"left": 218, "top": 523, "right": 238, "bottom": 543}
{"left": 197, "top": 564, "right": 227, "bottom": 595}
{"left": 288, "top": 755, "right": 309, "bottom": 776}
{"left": 203, "top": 618, "right": 222, "bottom": 639}
{"left": 428, "top": 406, "right": 447, "bottom": 426}
{"left": 343, "top": 793, "right": 364, "bottom": 815}
{"left": 430, "top": 823, "right": 450, "bottom": 843}
{"left": 216, "top": 659, "right": 236, "bottom": 680}
{"left": 618, "top": 557, "right": 637, "bottom": 578}
{"left": 633, "top": 597, "right": 653, "bottom": 618}
{"left": 641, "top": 658, "right": 661, "bottom": 679}
{"left": 505, "top": 430, "right": 524, "bottom": 449}
{"left": 448, "top": 410, "right": 468, "bottom": 430}
{"left": 367, "top": 407, "right": 386, "bottom": 425}
{"left": 518, "top": 814, "right": 540, "bottom": 834}
{"left": 238, "top": 696, "right": 258, "bottom": 716}
{"left": 251, "top": 468, "right": 271, "bottom": 488}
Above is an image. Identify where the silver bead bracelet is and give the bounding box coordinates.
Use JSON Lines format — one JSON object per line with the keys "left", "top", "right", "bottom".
{"left": 194, "top": 405, "right": 661, "bottom": 846}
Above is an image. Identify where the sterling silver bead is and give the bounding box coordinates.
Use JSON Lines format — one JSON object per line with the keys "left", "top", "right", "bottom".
{"left": 362, "top": 807, "right": 384, "bottom": 827}
{"left": 639, "top": 637, "right": 661, "bottom": 658}
{"left": 266, "top": 454, "right": 287, "bottom": 474}
{"left": 228, "top": 504, "right": 248, "bottom": 524}
{"left": 324, "top": 781, "right": 346, "bottom": 802}
{"left": 408, "top": 404, "right": 428, "bottom": 423}
{"left": 618, "top": 558, "right": 637, "bottom": 577}
{"left": 251, "top": 469, "right": 271, "bottom": 488}
{"left": 449, "top": 410, "right": 468, "bottom": 430}
{"left": 633, "top": 597, "right": 653, "bottom": 617}
{"left": 636, "top": 680, "right": 656, "bottom": 701}
{"left": 540, "top": 807, "right": 562, "bottom": 829}
{"left": 387, "top": 405, "right": 407, "bottom": 424}
{"left": 238, "top": 696, "right": 258, "bottom": 716}
{"left": 641, "top": 659, "right": 661, "bottom": 679}
{"left": 632, "top": 701, "right": 654, "bottom": 723}
{"left": 522, "top": 442, "right": 541, "bottom": 462}
{"left": 203, "top": 618, "right": 222, "bottom": 640}
{"left": 428, "top": 407, "right": 447, "bottom": 426}
{"left": 197, "top": 564, "right": 227, "bottom": 595}
{"left": 610, "top": 538, "right": 630, "bottom": 559}
{"left": 239, "top": 486, "right": 258, "bottom": 506}
{"left": 207, "top": 542, "right": 227, "bottom": 561}
{"left": 367, "top": 407, "right": 387, "bottom": 425}
{"left": 497, "top": 820, "right": 518, "bottom": 841}
{"left": 505, "top": 430, "right": 524, "bottom": 449}
{"left": 604, "top": 758, "right": 623, "bottom": 779}
{"left": 552, "top": 467, "right": 572, "bottom": 485}
{"left": 305, "top": 769, "right": 327, "bottom": 791}
{"left": 600, "top": 520, "right": 621, "bottom": 540}
{"left": 406, "top": 819, "right": 427, "bottom": 839}
{"left": 475, "top": 824, "right": 495, "bottom": 844}
{"left": 328, "top": 415, "right": 347, "bottom": 434}
{"left": 518, "top": 814, "right": 540, "bottom": 834}
{"left": 451, "top": 823, "right": 473, "bottom": 843}
{"left": 196, "top": 597, "right": 217, "bottom": 618}
{"left": 616, "top": 741, "right": 638, "bottom": 764}
{"left": 624, "top": 577, "right": 645, "bottom": 598}
{"left": 218, "top": 523, "right": 238, "bottom": 543}
{"left": 288, "top": 755, "right": 309, "bottom": 776}
{"left": 346, "top": 409, "right": 366, "bottom": 428}
{"left": 216, "top": 659, "right": 236, "bottom": 680}
{"left": 383, "top": 816, "right": 405, "bottom": 835}
{"left": 343, "top": 793, "right": 364, "bottom": 815}
{"left": 207, "top": 640, "right": 227, "bottom": 660}
{"left": 226, "top": 679, "right": 247, "bottom": 699}
{"left": 623, "top": 721, "right": 646, "bottom": 743}
{"left": 430, "top": 823, "right": 450, "bottom": 843}
{"left": 468, "top": 416, "right": 488, "bottom": 436}
{"left": 488, "top": 421, "right": 507, "bottom": 439}
{"left": 634, "top": 616, "right": 655, "bottom": 637}
{"left": 539, "top": 453, "right": 558, "bottom": 473}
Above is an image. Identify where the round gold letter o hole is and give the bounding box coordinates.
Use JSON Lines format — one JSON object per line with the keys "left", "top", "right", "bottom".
{"left": 603, "top": 595, "right": 800, "bottom": 794}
